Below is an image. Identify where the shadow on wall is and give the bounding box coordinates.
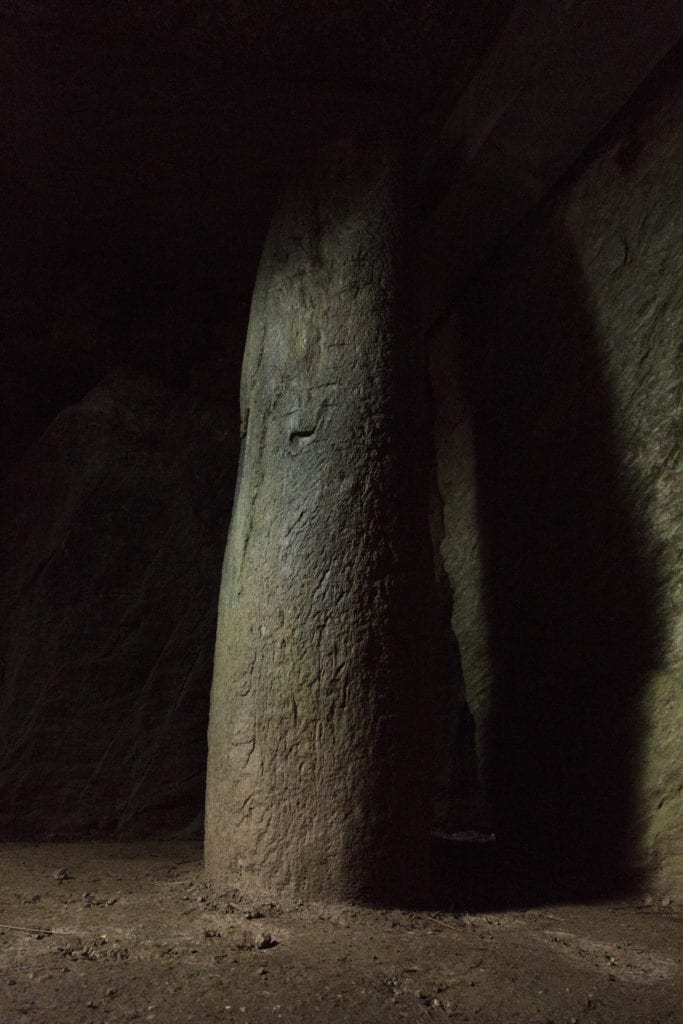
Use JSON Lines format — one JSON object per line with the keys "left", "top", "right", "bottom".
{"left": 447, "top": 219, "right": 664, "bottom": 903}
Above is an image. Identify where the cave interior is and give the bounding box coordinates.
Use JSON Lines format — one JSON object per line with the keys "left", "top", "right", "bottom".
{"left": 1, "top": 0, "right": 681, "bottom": 925}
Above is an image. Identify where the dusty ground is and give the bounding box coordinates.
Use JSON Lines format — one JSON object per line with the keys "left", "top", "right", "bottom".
{"left": 0, "top": 842, "right": 680, "bottom": 1024}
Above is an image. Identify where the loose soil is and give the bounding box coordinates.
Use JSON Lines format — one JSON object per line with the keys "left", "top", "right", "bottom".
{"left": 0, "top": 842, "right": 680, "bottom": 1024}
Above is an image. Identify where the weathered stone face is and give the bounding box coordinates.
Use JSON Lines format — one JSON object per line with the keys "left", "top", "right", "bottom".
{"left": 0, "top": 372, "right": 238, "bottom": 837}
{"left": 430, "top": 65, "right": 683, "bottom": 897}
{"left": 205, "top": 133, "right": 442, "bottom": 904}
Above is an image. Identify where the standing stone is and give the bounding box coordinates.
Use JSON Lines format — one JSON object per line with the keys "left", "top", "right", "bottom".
{"left": 205, "top": 132, "right": 440, "bottom": 904}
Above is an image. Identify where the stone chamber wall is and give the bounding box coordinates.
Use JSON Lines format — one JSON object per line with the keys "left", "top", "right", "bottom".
{"left": 0, "top": 251, "right": 247, "bottom": 840}
{"left": 0, "top": 367, "right": 239, "bottom": 837}
{"left": 429, "top": 58, "right": 682, "bottom": 898}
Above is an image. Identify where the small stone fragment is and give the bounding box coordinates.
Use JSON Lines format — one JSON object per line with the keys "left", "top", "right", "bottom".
{"left": 253, "top": 931, "right": 273, "bottom": 949}
{"left": 53, "top": 868, "right": 71, "bottom": 882}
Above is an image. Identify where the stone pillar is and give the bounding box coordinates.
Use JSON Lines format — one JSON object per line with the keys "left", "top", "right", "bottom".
{"left": 205, "top": 132, "right": 439, "bottom": 904}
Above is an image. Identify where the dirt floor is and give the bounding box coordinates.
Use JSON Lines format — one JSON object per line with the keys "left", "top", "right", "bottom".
{"left": 0, "top": 842, "right": 680, "bottom": 1024}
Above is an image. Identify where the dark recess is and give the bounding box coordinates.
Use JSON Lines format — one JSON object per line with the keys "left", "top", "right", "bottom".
{"left": 433, "top": 219, "right": 664, "bottom": 910}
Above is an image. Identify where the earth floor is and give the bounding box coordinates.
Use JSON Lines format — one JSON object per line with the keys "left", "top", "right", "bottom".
{"left": 0, "top": 842, "right": 680, "bottom": 1024}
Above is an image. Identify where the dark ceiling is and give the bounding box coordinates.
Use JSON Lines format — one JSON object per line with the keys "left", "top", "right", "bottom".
{"left": 0, "top": 2, "right": 511, "bottom": 325}
{"left": 0, "top": 1, "right": 680, "bottom": 428}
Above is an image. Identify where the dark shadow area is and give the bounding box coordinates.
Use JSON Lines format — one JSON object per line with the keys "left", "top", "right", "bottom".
{"left": 432, "top": 218, "right": 664, "bottom": 910}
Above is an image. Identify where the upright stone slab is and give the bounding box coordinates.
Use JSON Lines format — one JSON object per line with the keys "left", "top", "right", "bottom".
{"left": 205, "top": 133, "right": 439, "bottom": 904}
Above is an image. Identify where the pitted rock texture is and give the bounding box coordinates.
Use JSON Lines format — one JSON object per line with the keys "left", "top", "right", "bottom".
{"left": 431, "top": 66, "right": 682, "bottom": 896}
{"left": 0, "top": 371, "right": 238, "bottom": 837}
{"left": 205, "top": 134, "right": 442, "bottom": 904}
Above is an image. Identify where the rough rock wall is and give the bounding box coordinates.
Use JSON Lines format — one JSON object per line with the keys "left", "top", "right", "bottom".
{"left": 431, "top": 66, "right": 682, "bottom": 895}
{"left": 0, "top": 371, "right": 238, "bottom": 837}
